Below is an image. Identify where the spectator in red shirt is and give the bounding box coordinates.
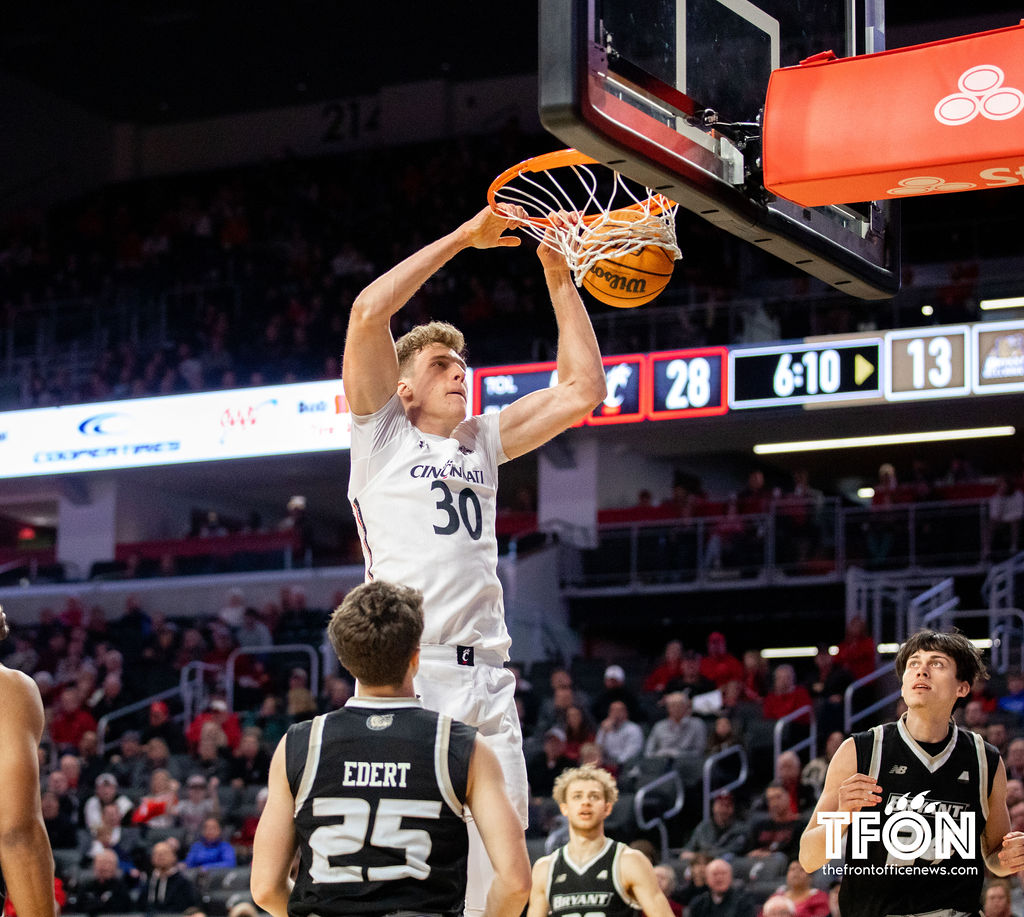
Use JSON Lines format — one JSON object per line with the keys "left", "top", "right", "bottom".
{"left": 834, "top": 616, "right": 876, "bottom": 680}
{"left": 185, "top": 699, "right": 241, "bottom": 752}
{"left": 49, "top": 686, "right": 98, "bottom": 751}
{"left": 700, "top": 632, "right": 744, "bottom": 688}
{"left": 762, "top": 665, "right": 813, "bottom": 725}
{"left": 643, "top": 639, "right": 685, "bottom": 694}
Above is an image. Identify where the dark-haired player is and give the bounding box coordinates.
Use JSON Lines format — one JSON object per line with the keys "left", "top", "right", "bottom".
{"left": 800, "top": 629, "right": 1024, "bottom": 917}
{"left": 251, "top": 581, "right": 530, "bottom": 917}
{"left": 0, "top": 606, "right": 57, "bottom": 917}
{"left": 343, "top": 205, "right": 606, "bottom": 916}
{"left": 527, "top": 765, "right": 674, "bottom": 917}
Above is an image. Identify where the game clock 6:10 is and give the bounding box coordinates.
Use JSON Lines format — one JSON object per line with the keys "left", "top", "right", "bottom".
{"left": 729, "top": 340, "right": 882, "bottom": 409}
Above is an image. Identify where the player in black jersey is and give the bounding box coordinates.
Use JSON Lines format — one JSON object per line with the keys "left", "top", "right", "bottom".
{"left": 527, "top": 766, "right": 675, "bottom": 917}
{"left": 0, "top": 606, "right": 57, "bottom": 917}
{"left": 251, "top": 582, "right": 530, "bottom": 917}
{"left": 801, "top": 629, "right": 1024, "bottom": 917}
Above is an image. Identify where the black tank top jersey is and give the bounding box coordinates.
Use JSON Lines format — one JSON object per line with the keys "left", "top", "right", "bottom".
{"left": 838, "top": 716, "right": 998, "bottom": 917}
{"left": 545, "top": 839, "right": 640, "bottom": 917}
{"left": 285, "top": 698, "right": 475, "bottom": 917}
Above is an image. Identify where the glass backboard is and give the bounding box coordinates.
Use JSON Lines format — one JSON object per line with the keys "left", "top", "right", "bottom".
{"left": 539, "top": 0, "right": 901, "bottom": 299}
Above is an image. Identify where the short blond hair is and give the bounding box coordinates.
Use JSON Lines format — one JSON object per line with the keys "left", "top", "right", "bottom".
{"left": 552, "top": 765, "right": 619, "bottom": 806}
{"left": 395, "top": 322, "right": 466, "bottom": 377}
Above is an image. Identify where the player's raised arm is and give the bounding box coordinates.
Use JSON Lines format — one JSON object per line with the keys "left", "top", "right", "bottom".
{"left": 343, "top": 207, "right": 522, "bottom": 416}
{"left": 464, "top": 737, "right": 532, "bottom": 917}
{"left": 619, "top": 846, "right": 677, "bottom": 917}
{"left": 799, "top": 737, "right": 881, "bottom": 873}
{"left": 0, "top": 665, "right": 56, "bottom": 917}
{"left": 251, "top": 735, "right": 298, "bottom": 917}
{"left": 498, "top": 218, "right": 607, "bottom": 460}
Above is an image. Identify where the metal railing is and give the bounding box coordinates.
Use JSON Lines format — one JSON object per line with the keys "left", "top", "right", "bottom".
{"left": 907, "top": 577, "right": 958, "bottom": 635}
{"left": 562, "top": 495, "right": 995, "bottom": 594}
{"left": 774, "top": 705, "right": 817, "bottom": 775}
{"left": 844, "top": 664, "right": 901, "bottom": 734}
{"left": 634, "top": 769, "right": 685, "bottom": 863}
{"left": 985, "top": 550, "right": 1024, "bottom": 614}
{"left": 94, "top": 660, "right": 221, "bottom": 754}
{"left": 702, "top": 745, "right": 749, "bottom": 821}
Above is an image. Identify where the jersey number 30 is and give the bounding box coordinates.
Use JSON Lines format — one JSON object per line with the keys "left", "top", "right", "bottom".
{"left": 431, "top": 480, "right": 483, "bottom": 540}
{"left": 309, "top": 797, "right": 440, "bottom": 883}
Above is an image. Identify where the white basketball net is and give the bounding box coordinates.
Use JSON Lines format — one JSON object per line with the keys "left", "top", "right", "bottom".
{"left": 491, "top": 160, "right": 682, "bottom": 286}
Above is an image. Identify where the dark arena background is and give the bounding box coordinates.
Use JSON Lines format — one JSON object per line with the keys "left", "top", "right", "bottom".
{"left": 1, "top": 0, "right": 1023, "bottom": 906}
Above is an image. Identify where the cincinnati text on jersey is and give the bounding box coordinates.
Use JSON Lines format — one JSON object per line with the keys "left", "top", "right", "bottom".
{"left": 409, "top": 463, "right": 486, "bottom": 483}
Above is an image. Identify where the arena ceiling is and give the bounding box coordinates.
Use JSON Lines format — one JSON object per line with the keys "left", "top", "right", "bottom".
{"left": 0, "top": 1, "right": 540, "bottom": 124}
{"left": 0, "top": 2, "right": 1021, "bottom": 125}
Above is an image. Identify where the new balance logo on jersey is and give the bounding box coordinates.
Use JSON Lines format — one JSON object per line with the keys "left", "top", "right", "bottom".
{"left": 889, "top": 765, "right": 908, "bottom": 774}
{"left": 596, "top": 870, "right": 608, "bottom": 880}
{"left": 554, "top": 873, "right": 567, "bottom": 884}
{"left": 958, "top": 771, "right": 970, "bottom": 782}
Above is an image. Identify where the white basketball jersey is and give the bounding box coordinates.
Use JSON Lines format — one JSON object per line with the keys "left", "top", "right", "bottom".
{"left": 348, "top": 395, "right": 511, "bottom": 658}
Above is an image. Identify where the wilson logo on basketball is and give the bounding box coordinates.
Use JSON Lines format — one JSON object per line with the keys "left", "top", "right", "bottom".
{"left": 589, "top": 265, "right": 647, "bottom": 294}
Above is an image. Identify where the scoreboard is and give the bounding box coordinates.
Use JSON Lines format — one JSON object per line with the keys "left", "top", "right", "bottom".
{"left": 473, "top": 318, "right": 1024, "bottom": 420}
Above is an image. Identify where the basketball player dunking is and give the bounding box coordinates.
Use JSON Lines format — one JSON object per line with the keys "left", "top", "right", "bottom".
{"left": 343, "top": 205, "right": 606, "bottom": 916}
{"left": 0, "top": 606, "right": 57, "bottom": 917}
{"left": 527, "top": 765, "right": 675, "bottom": 917}
{"left": 251, "top": 581, "right": 530, "bottom": 917}
{"left": 800, "top": 629, "right": 1024, "bottom": 917}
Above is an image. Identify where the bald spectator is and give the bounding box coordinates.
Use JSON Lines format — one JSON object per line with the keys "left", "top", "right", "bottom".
{"left": 688, "top": 859, "right": 756, "bottom": 917}
{"left": 77, "top": 848, "right": 134, "bottom": 915}
{"left": 763, "top": 895, "right": 798, "bottom": 917}
{"left": 774, "top": 751, "right": 816, "bottom": 815}
{"left": 762, "top": 665, "right": 813, "bottom": 725}
{"left": 644, "top": 692, "right": 707, "bottom": 761}
{"left": 596, "top": 700, "right": 645, "bottom": 767}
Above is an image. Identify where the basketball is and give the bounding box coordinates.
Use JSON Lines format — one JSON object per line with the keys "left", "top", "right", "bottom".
{"left": 582, "top": 243, "right": 676, "bottom": 308}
